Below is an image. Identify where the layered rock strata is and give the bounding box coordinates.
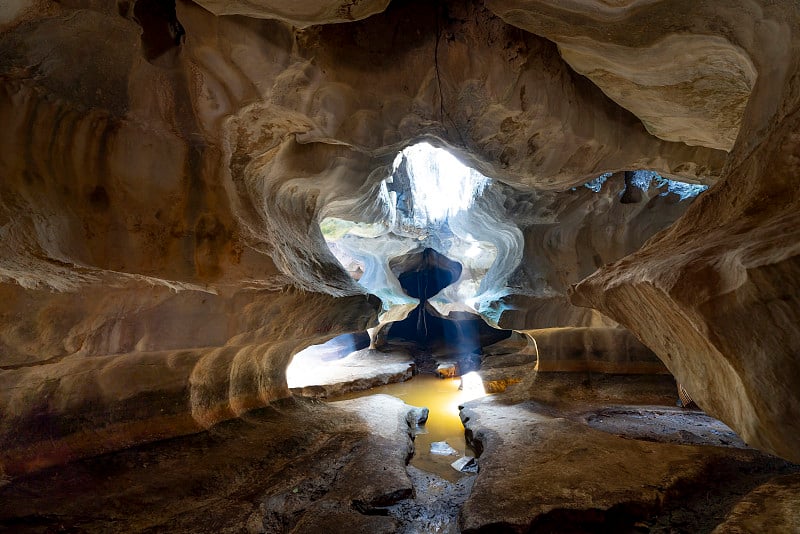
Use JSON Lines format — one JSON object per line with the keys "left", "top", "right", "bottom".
{"left": 0, "top": 0, "right": 798, "bottom": 476}
{"left": 566, "top": 0, "right": 800, "bottom": 462}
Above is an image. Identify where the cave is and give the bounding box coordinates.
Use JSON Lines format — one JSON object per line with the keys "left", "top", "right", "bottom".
{"left": 1, "top": 0, "right": 800, "bottom": 532}
{"left": 384, "top": 248, "right": 511, "bottom": 368}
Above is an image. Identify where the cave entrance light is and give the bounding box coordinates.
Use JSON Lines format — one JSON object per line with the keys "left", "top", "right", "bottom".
{"left": 306, "top": 141, "right": 516, "bottom": 379}
{"left": 320, "top": 141, "right": 510, "bottom": 326}
{"left": 394, "top": 142, "right": 490, "bottom": 226}
{"left": 580, "top": 170, "right": 709, "bottom": 199}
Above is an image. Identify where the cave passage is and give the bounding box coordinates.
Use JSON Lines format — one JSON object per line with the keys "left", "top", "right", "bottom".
{"left": 386, "top": 248, "right": 510, "bottom": 371}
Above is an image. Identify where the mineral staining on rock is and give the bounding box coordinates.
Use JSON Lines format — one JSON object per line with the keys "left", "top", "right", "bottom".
{"left": 1, "top": 0, "right": 800, "bottom": 531}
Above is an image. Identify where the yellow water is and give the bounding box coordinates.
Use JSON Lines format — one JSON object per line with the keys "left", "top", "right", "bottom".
{"left": 330, "top": 374, "right": 485, "bottom": 481}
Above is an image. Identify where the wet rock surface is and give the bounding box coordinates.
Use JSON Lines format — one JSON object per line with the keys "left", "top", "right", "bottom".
{"left": 431, "top": 441, "right": 459, "bottom": 456}
{"left": 387, "top": 466, "right": 475, "bottom": 534}
{"left": 0, "top": 396, "right": 417, "bottom": 533}
{"left": 458, "top": 373, "right": 800, "bottom": 533}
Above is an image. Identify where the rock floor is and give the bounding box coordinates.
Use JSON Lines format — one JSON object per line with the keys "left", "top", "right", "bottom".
{"left": 0, "top": 395, "right": 418, "bottom": 533}
{"left": 387, "top": 466, "right": 475, "bottom": 534}
{"left": 0, "top": 372, "right": 798, "bottom": 533}
{"left": 459, "top": 371, "right": 800, "bottom": 533}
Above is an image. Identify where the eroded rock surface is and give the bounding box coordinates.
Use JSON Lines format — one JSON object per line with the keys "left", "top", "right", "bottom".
{"left": 1, "top": 0, "right": 799, "bottom": 501}
{"left": 459, "top": 374, "right": 799, "bottom": 532}
{"left": 191, "top": 0, "right": 391, "bottom": 27}
{"left": 289, "top": 348, "right": 415, "bottom": 398}
{"left": 0, "top": 290, "right": 379, "bottom": 476}
{"left": 712, "top": 474, "right": 800, "bottom": 534}
{"left": 485, "top": 1, "right": 758, "bottom": 151}
{"left": 0, "top": 395, "right": 418, "bottom": 533}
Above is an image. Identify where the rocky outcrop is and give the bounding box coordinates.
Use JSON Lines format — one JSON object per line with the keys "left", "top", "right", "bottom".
{"left": 493, "top": 174, "right": 697, "bottom": 329}
{"left": 0, "top": 395, "right": 421, "bottom": 532}
{"left": 459, "top": 375, "right": 799, "bottom": 532}
{"left": 0, "top": 289, "right": 378, "bottom": 475}
{"left": 567, "top": 1, "right": 800, "bottom": 462}
{"left": 1, "top": 0, "right": 800, "bottom": 476}
{"left": 526, "top": 327, "right": 668, "bottom": 374}
{"left": 712, "top": 474, "right": 800, "bottom": 533}
{"left": 192, "top": 0, "right": 391, "bottom": 27}
{"left": 485, "top": 0, "right": 758, "bottom": 152}
{"left": 288, "top": 348, "right": 415, "bottom": 398}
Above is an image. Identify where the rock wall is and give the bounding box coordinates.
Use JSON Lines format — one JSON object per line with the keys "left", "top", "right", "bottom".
{"left": 1, "top": 0, "right": 798, "bottom": 472}
{"left": 0, "top": 0, "right": 377, "bottom": 475}
{"left": 564, "top": 1, "right": 800, "bottom": 461}
{"left": 495, "top": 174, "right": 696, "bottom": 329}
{"left": 528, "top": 327, "right": 668, "bottom": 375}
{"left": 0, "top": 285, "right": 378, "bottom": 475}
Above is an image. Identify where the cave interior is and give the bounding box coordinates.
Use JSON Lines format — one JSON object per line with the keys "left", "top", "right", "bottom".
{"left": 1, "top": 0, "right": 800, "bottom": 532}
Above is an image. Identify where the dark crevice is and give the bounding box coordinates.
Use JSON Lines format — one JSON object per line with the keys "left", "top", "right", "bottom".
{"left": 620, "top": 170, "right": 644, "bottom": 204}
{"left": 384, "top": 248, "right": 510, "bottom": 372}
{"left": 433, "top": 4, "right": 444, "bottom": 123}
{"left": 133, "top": 0, "right": 185, "bottom": 66}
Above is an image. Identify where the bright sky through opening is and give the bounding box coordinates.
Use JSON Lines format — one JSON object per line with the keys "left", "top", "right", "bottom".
{"left": 394, "top": 142, "right": 489, "bottom": 224}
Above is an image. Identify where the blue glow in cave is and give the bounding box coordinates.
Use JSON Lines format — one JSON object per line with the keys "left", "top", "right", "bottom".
{"left": 580, "top": 170, "right": 709, "bottom": 200}
{"left": 630, "top": 170, "right": 709, "bottom": 200}
{"left": 584, "top": 172, "right": 613, "bottom": 192}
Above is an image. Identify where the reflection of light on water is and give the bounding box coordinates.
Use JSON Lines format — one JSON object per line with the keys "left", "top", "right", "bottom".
{"left": 444, "top": 371, "right": 486, "bottom": 417}
{"left": 330, "top": 374, "right": 487, "bottom": 481}
{"left": 460, "top": 372, "right": 485, "bottom": 397}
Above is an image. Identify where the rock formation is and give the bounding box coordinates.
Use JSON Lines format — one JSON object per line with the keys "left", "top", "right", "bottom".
{"left": 1, "top": 0, "right": 798, "bottom": 507}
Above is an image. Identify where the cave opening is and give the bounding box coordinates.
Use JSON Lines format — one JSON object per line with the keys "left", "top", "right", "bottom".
{"left": 384, "top": 247, "right": 511, "bottom": 374}
{"left": 288, "top": 141, "right": 515, "bottom": 479}
{"left": 288, "top": 141, "right": 724, "bottom": 484}
{"left": 314, "top": 140, "right": 514, "bottom": 376}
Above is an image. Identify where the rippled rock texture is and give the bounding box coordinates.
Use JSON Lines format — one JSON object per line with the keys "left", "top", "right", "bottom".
{"left": 566, "top": 1, "right": 800, "bottom": 462}
{"left": 459, "top": 374, "right": 799, "bottom": 533}
{"left": 1, "top": 0, "right": 799, "bottom": 483}
{"left": 0, "top": 395, "right": 421, "bottom": 532}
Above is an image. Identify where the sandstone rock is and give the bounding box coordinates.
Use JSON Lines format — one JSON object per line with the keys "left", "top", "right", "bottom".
{"left": 406, "top": 406, "right": 429, "bottom": 428}
{"left": 527, "top": 326, "right": 669, "bottom": 374}
{"left": 712, "top": 474, "right": 800, "bottom": 534}
{"left": 0, "top": 396, "right": 420, "bottom": 532}
{"left": 288, "top": 348, "right": 415, "bottom": 398}
{"left": 0, "top": 0, "right": 799, "bottom": 486}
{"left": 436, "top": 362, "right": 459, "bottom": 379}
{"left": 191, "top": 0, "right": 391, "bottom": 27}
{"left": 0, "top": 289, "right": 380, "bottom": 476}
{"left": 556, "top": 0, "right": 800, "bottom": 464}
{"left": 459, "top": 393, "right": 798, "bottom": 532}
{"left": 485, "top": 1, "right": 758, "bottom": 151}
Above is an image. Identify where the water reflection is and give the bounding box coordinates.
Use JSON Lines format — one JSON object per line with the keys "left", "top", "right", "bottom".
{"left": 330, "top": 374, "right": 486, "bottom": 481}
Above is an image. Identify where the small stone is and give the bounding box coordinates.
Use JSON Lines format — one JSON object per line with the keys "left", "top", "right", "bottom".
{"left": 451, "top": 456, "right": 478, "bottom": 473}
{"left": 406, "top": 406, "right": 429, "bottom": 427}
{"left": 436, "top": 363, "right": 458, "bottom": 379}
{"left": 430, "top": 441, "right": 458, "bottom": 456}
